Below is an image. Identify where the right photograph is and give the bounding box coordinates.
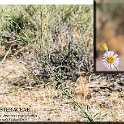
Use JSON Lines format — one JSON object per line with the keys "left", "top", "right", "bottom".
{"left": 95, "top": 0, "right": 124, "bottom": 72}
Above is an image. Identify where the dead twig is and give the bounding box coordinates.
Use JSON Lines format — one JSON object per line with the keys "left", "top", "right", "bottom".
{"left": 0, "top": 70, "right": 14, "bottom": 84}
{"left": 1, "top": 46, "right": 11, "bottom": 64}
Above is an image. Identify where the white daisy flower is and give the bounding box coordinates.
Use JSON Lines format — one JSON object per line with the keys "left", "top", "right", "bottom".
{"left": 102, "top": 51, "right": 120, "bottom": 70}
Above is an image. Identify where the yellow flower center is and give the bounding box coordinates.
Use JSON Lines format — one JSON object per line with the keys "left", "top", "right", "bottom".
{"left": 107, "top": 56, "right": 115, "bottom": 63}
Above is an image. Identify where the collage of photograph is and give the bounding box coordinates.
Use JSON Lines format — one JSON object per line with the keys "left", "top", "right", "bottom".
{"left": 0, "top": 0, "right": 124, "bottom": 123}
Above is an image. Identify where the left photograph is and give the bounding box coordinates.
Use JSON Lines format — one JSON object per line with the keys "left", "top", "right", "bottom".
{"left": 0, "top": 5, "right": 93, "bottom": 122}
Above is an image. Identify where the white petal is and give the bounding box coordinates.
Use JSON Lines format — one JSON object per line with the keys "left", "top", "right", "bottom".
{"left": 109, "top": 64, "right": 112, "bottom": 69}
{"left": 107, "top": 63, "right": 110, "bottom": 69}
{"left": 103, "top": 51, "right": 109, "bottom": 58}
{"left": 103, "top": 56, "right": 107, "bottom": 59}
{"left": 114, "top": 54, "right": 118, "bottom": 58}
{"left": 111, "top": 64, "right": 114, "bottom": 69}
{"left": 103, "top": 56, "right": 106, "bottom": 59}
{"left": 113, "top": 61, "right": 119, "bottom": 66}
{"left": 107, "top": 51, "right": 111, "bottom": 56}
{"left": 114, "top": 63, "right": 119, "bottom": 66}
{"left": 103, "top": 61, "right": 107, "bottom": 66}
{"left": 115, "top": 58, "right": 120, "bottom": 61}
{"left": 102, "top": 61, "right": 106, "bottom": 65}
{"left": 104, "top": 62, "right": 110, "bottom": 69}
{"left": 114, "top": 59, "right": 119, "bottom": 64}
{"left": 102, "top": 59, "right": 106, "bottom": 62}
{"left": 110, "top": 51, "right": 114, "bottom": 56}
{"left": 103, "top": 61, "right": 108, "bottom": 68}
{"left": 113, "top": 58, "right": 119, "bottom": 63}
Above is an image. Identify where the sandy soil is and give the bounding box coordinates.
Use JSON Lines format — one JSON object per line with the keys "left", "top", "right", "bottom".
{"left": 0, "top": 57, "right": 124, "bottom": 122}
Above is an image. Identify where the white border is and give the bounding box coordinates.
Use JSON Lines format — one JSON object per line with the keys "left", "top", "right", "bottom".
{"left": 0, "top": 0, "right": 93, "bottom": 5}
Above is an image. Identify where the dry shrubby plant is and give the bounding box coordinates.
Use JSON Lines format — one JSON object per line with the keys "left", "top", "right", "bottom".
{"left": 30, "top": 31, "right": 93, "bottom": 85}
{"left": 21, "top": 5, "right": 94, "bottom": 85}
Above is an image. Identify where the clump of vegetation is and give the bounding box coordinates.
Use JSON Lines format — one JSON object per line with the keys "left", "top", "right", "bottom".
{"left": 31, "top": 41, "right": 93, "bottom": 84}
